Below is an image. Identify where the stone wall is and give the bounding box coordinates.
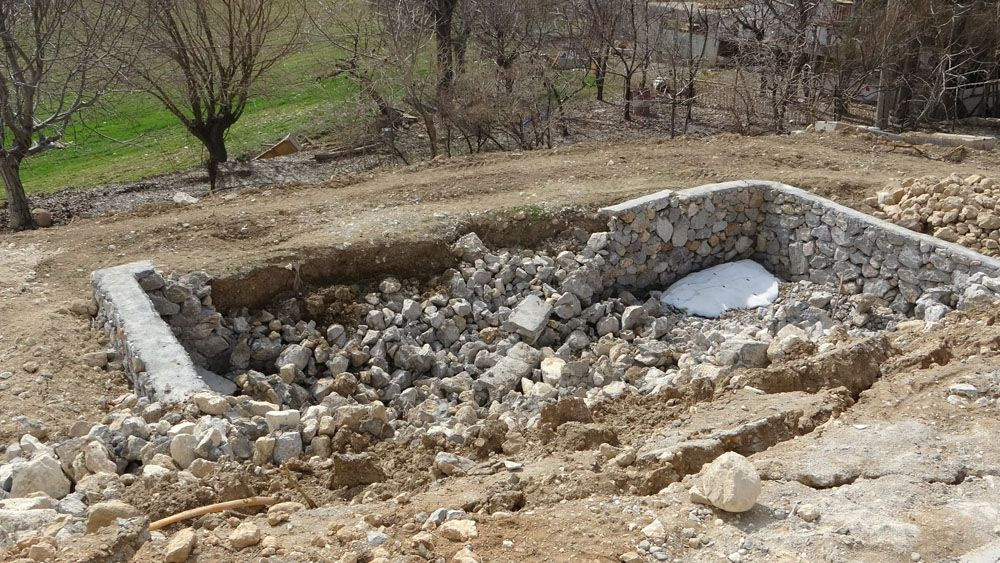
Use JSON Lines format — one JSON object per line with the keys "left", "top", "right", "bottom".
{"left": 599, "top": 180, "right": 1000, "bottom": 312}
{"left": 91, "top": 262, "right": 210, "bottom": 403}
{"left": 140, "top": 270, "right": 234, "bottom": 373}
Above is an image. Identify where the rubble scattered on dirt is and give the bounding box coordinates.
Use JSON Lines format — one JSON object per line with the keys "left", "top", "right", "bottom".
{"left": 872, "top": 173, "right": 1000, "bottom": 256}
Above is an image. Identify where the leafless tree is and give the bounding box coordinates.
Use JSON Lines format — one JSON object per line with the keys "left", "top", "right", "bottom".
{"left": 0, "top": 0, "right": 133, "bottom": 230}
{"left": 469, "top": 0, "right": 552, "bottom": 93}
{"left": 128, "top": 0, "right": 304, "bottom": 191}
{"left": 569, "top": 0, "right": 661, "bottom": 121}
{"left": 317, "top": 0, "right": 442, "bottom": 159}
{"left": 426, "top": 0, "right": 459, "bottom": 96}
{"left": 656, "top": 1, "right": 714, "bottom": 136}
{"left": 725, "top": 0, "right": 819, "bottom": 131}
{"left": 565, "top": 0, "right": 615, "bottom": 103}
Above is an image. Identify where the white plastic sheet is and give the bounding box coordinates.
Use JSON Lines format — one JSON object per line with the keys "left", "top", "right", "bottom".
{"left": 660, "top": 260, "right": 779, "bottom": 318}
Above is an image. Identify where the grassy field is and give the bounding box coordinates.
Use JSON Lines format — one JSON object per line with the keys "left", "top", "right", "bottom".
{"left": 17, "top": 45, "right": 357, "bottom": 196}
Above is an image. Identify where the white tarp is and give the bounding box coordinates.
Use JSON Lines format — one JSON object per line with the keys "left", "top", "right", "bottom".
{"left": 660, "top": 260, "right": 779, "bottom": 318}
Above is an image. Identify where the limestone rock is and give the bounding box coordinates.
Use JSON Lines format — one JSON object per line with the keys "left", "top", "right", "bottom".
{"left": 439, "top": 519, "right": 478, "bottom": 542}
{"left": 452, "top": 232, "right": 488, "bottom": 262}
{"left": 693, "top": 452, "right": 761, "bottom": 513}
{"left": 272, "top": 431, "right": 302, "bottom": 464}
{"left": 506, "top": 295, "right": 552, "bottom": 342}
{"left": 716, "top": 339, "right": 769, "bottom": 368}
{"left": 10, "top": 455, "right": 71, "bottom": 499}
{"left": 165, "top": 528, "right": 197, "bottom": 562}
{"left": 193, "top": 392, "right": 228, "bottom": 415}
{"left": 86, "top": 500, "right": 140, "bottom": 533}
{"left": 229, "top": 522, "right": 261, "bottom": 549}
{"left": 641, "top": 518, "right": 666, "bottom": 542}
{"left": 766, "top": 325, "right": 816, "bottom": 362}
{"left": 452, "top": 546, "right": 482, "bottom": 562}
{"left": 434, "top": 452, "right": 476, "bottom": 477}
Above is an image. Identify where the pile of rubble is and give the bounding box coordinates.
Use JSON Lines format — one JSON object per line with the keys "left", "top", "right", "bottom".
{"left": 5, "top": 231, "right": 1000, "bottom": 559}
{"left": 871, "top": 173, "right": 1000, "bottom": 256}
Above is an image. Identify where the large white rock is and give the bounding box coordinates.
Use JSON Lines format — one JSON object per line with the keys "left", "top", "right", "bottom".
{"left": 694, "top": 452, "right": 761, "bottom": 513}
{"left": 229, "top": 521, "right": 261, "bottom": 549}
{"left": 452, "top": 232, "right": 488, "bottom": 262}
{"left": 265, "top": 410, "right": 301, "bottom": 432}
{"left": 716, "top": 339, "right": 769, "bottom": 368}
{"left": 193, "top": 392, "right": 229, "bottom": 415}
{"left": 10, "top": 455, "right": 71, "bottom": 499}
{"left": 661, "top": 260, "right": 779, "bottom": 318}
{"left": 506, "top": 295, "right": 552, "bottom": 341}
{"left": 434, "top": 452, "right": 475, "bottom": 477}
{"left": 766, "top": 324, "right": 816, "bottom": 361}
{"left": 439, "top": 519, "right": 478, "bottom": 542}
{"left": 169, "top": 433, "right": 199, "bottom": 469}
{"left": 165, "top": 528, "right": 197, "bottom": 562}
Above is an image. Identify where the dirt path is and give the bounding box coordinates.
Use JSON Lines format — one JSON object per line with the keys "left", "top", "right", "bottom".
{"left": 0, "top": 130, "right": 998, "bottom": 443}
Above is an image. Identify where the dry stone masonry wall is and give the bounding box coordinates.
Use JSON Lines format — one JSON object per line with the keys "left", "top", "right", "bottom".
{"left": 140, "top": 270, "right": 235, "bottom": 373}
{"left": 91, "top": 262, "right": 210, "bottom": 403}
{"left": 601, "top": 180, "right": 1000, "bottom": 314}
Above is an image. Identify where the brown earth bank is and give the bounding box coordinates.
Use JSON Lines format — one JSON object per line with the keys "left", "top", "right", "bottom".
{"left": 0, "top": 131, "right": 999, "bottom": 562}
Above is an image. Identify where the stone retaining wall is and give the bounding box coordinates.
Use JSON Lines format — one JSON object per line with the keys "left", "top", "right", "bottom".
{"left": 600, "top": 180, "right": 1000, "bottom": 312}
{"left": 139, "top": 270, "right": 234, "bottom": 373}
{"left": 91, "top": 262, "right": 210, "bottom": 403}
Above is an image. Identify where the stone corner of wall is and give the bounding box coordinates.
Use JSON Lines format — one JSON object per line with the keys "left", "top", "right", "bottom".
{"left": 91, "top": 261, "right": 210, "bottom": 404}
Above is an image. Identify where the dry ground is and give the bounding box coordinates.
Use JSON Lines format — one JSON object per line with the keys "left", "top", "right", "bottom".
{"left": 1, "top": 130, "right": 999, "bottom": 562}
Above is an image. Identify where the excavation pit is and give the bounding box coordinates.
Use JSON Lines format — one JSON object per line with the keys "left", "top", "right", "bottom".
{"left": 91, "top": 180, "right": 1000, "bottom": 409}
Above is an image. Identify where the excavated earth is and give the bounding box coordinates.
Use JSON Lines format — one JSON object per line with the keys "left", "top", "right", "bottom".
{"left": 0, "top": 133, "right": 999, "bottom": 562}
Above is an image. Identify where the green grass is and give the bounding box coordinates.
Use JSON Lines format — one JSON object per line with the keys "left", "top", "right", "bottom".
{"left": 17, "top": 44, "right": 358, "bottom": 196}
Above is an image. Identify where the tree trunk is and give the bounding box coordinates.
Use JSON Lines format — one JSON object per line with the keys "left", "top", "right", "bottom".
{"left": 876, "top": 65, "right": 894, "bottom": 129}
{"left": 0, "top": 155, "right": 33, "bottom": 231}
{"left": 197, "top": 125, "right": 229, "bottom": 192}
{"left": 595, "top": 53, "right": 608, "bottom": 102}
{"left": 430, "top": 0, "right": 457, "bottom": 97}
{"left": 416, "top": 107, "right": 438, "bottom": 157}
{"left": 623, "top": 75, "right": 633, "bottom": 121}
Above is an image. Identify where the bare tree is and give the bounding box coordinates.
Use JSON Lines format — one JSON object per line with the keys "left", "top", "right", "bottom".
{"left": 656, "top": 1, "right": 713, "bottom": 136}
{"left": 129, "top": 0, "right": 304, "bottom": 191}
{"left": 470, "top": 0, "right": 552, "bottom": 93}
{"left": 725, "top": 0, "right": 819, "bottom": 131}
{"left": 318, "top": 0, "right": 442, "bottom": 158}
{"left": 570, "top": 0, "right": 660, "bottom": 121}
{"left": 0, "top": 0, "right": 132, "bottom": 230}
{"left": 565, "top": 0, "right": 615, "bottom": 102}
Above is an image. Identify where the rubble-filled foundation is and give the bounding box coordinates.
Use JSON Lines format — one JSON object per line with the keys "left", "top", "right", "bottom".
{"left": 91, "top": 180, "right": 1000, "bottom": 411}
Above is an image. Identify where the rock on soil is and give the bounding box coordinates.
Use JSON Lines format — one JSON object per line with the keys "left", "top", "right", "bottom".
{"left": 10, "top": 455, "right": 71, "bottom": 499}
{"left": 691, "top": 452, "right": 762, "bottom": 513}
{"left": 439, "top": 519, "right": 479, "bottom": 542}
{"left": 229, "top": 521, "right": 262, "bottom": 549}
{"left": 164, "top": 528, "right": 196, "bottom": 562}
{"left": 85, "top": 500, "right": 140, "bottom": 533}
